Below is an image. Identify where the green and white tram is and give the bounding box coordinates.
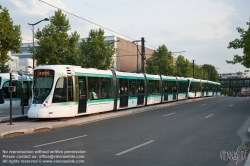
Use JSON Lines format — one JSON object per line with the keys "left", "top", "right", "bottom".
{"left": 0, "top": 73, "right": 32, "bottom": 109}
{"left": 188, "top": 78, "right": 203, "bottom": 98}
{"left": 28, "top": 65, "right": 220, "bottom": 118}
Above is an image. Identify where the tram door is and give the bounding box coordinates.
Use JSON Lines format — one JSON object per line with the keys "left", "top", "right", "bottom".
{"left": 137, "top": 80, "right": 144, "bottom": 105}
{"left": 162, "top": 81, "right": 168, "bottom": 101}
{"left": 119, "top": 79, "right": 128, "bottom": 108}
{"left": 78, "top": 77, "right": 87, "bottom": 113}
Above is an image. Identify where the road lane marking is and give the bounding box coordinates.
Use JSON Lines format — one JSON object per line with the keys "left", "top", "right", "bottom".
{"left": 34, "top": 135, "right": 88, "bottom": 147}
{"left": 229, "top": 104, "right": 233, "bottom": 107}
{"left": 201, "top": 104, "right": 206, "bottom": 106}
{"left": 219, "top": 99, "right": 222, "bottom": 100}
{"left": 115, "top": 140, "right": 155, "bottom": 156}
{"left": 163, "top": 112, "right": 176, "bottom": 116}
{"left": 205, "top": 114, "right": 213, "bottom": 118}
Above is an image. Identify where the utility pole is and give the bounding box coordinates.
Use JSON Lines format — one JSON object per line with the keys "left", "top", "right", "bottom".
{"left": 193, "top": 60, "right": 195, "bottom": 78}
{"left": 9, "top": 73, "right": 13, "bottom": 125}
{"left": 136, "top": 43, "right": 138, "bottom": 72}
{"left": 141, "top": 37, "right": 145, "bottom": 73}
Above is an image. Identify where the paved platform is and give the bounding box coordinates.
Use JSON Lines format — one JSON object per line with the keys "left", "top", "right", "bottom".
{"left": 0, "top": 106, "right": 29, "bottom": 122}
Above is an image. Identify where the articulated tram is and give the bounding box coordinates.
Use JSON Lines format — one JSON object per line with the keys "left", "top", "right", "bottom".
{"left": 187, "top": 78, "right": 221, "bottom": 98}
{"left": 0, "top": 73, "right": 32, "bottom": 109}
{"left": 27, "top": 65, "right": 221, "bottom": 118}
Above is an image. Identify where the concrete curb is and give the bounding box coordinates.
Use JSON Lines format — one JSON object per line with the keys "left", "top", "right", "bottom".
{"left": 0, "top": 97, "right": 213, "bottom": 138}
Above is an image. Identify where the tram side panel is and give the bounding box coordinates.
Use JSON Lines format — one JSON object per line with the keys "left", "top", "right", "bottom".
{"left": 117, "top": 78, "right": 144, "bottom": 109}
{"left": 146, "top": 76, "right": 161, "bottom": 105}
{"left": 177, "top": 78, "right": 188, "bottom": 100}
{"left": 161, "top": 76, "right": 177, "bottom": 102}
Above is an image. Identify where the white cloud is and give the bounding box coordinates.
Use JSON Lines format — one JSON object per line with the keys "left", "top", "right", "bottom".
{"left": 9, "top": 0, "right": 70, "bottom": 17}
{"left": 160, "top": 0, "right": 235, "bottom": 40}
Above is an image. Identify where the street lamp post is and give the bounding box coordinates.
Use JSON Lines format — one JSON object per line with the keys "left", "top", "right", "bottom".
{"left": 193, "top": 60, "right": 195, "bottom": 78}
{"left": 28, "top": 18, "right": 49, "bottom": 69}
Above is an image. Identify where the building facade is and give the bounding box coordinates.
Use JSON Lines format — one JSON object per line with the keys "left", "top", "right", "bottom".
{"left": 10, "top": 36, "right": 154, "bottom": 73}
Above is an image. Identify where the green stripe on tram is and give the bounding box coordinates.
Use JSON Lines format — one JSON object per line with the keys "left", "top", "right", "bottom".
{"left": 87, "top": 98, "right": 114, "bottom": 104}
{"left": 4, "top": 98, "right": 21, "bottom": 101}
{"left": 52, "top": 102, "right": 78, "bottom": 106}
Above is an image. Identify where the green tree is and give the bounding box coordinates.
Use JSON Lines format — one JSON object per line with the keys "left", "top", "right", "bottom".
{"left": 145, "top": 45, "right": 174, "bottom": 75}
{"left": 226, "top": 18, "right": 250, "bottom": 68}
{"left": 194, "top": 64, "right": 204, "bottom": 79}
{"left": 0, "top": 5, "right": 22, "bottom": 72}
{"left": 79, "top": 28, "right": 115, "bottom": 69}
{"left": 34, "top": 10, "right": 80, "bottom": 66}
{"left": 175, "top": 55, "right": 192, "bottom": 77}
{"left": 201, "top": 64, "right": 218, "bottom": 81}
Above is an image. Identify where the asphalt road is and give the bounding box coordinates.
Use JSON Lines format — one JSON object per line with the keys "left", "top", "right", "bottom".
{"left": 0, "top": 97, "right": 250, "bottom": 166}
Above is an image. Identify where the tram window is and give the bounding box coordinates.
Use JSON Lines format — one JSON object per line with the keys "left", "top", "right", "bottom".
{"left": 2, "top": 81, "right": 10, "bottom": 98}
{"left": 190, "top": 82, "right": 194, "bottom": 92}
{"left": 194, "top": 82, "right": 201, "bottom": 91}
{"left": 155, "top": 80, "right": 160, "bottom": 93}
{"left": 53, "top": 77, "right": 67, "bottom": 103}
{"left": 2, "top": 81, "right": 20, "bottom": 98}
{"left": 148, "top": 80, "right": 154, "bottom": 94}
{"left": 148, "top": 80, "right": 160, "bottom": 94}
{"left": 101, "top": 78, "right": 113, "bottom": 99}
{"left": 88, "top": 77, "right": 100, "bottom": 100}
{"left": 119, "top": 78, "right": 129, "bottom": 95}
{"left": 178, "top": 82, "right": 187, "bottom": 93}
{"left": 128, "top": 79, "right": 136, "bottom": 96}
{"left": 163, "top": 81, "right": 169, "bottom": 93}
{"left": 68, "top": 77, "right": 73, "bottom": 101}
{"left": 137, "top": 80, "right": 144, "bottom": 93}
{"left": 169, "top": 82, "right": 175, "bottom": 94}
{"left": 179, "top": 82, "right": 183, "bottom": 93}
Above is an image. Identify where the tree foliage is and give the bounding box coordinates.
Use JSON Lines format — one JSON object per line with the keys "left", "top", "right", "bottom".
{"left": 0, "top": 5, "right": 22, "bottom": 72}
{"left": 145, "top": 45, "right": 174, "bottom": 75}
{"left": 201, "top": 64, "right": 218, "bottom": 81}
{"left": 34, "top": 10, "right": 80, "bottom": 66}
{"left": 174, "top": 56, "right": 218, "bottom": 81}
{"left": 226, "top": 19, "right": 250, "bottom": 68}
{"left": 79, "top": 28, "right": 115, "bottom": 69}
{"left": 175, "top": 55, "right": 192, "bottom": 77}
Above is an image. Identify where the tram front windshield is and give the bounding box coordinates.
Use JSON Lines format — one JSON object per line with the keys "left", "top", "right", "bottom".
{"left": 33, "top": 69, "right": 54, "bottom": 104}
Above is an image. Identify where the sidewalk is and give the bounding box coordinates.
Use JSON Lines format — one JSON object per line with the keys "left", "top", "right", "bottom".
{"left": 0, "top": 107, "right": 29, "bottom": 122}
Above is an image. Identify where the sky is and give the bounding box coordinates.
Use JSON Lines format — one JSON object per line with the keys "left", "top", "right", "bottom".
{"left": 1, "top": 0, "right": 250, "bottom": 74}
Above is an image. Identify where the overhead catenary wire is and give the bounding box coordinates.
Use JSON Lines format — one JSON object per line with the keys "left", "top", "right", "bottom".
{"left": 38, "top": 0, "right": 157, "bottom": 49}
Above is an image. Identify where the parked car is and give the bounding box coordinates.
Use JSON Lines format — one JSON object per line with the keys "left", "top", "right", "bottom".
{"left": 240, "top": 91, "right": 250, "bottom": 97}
